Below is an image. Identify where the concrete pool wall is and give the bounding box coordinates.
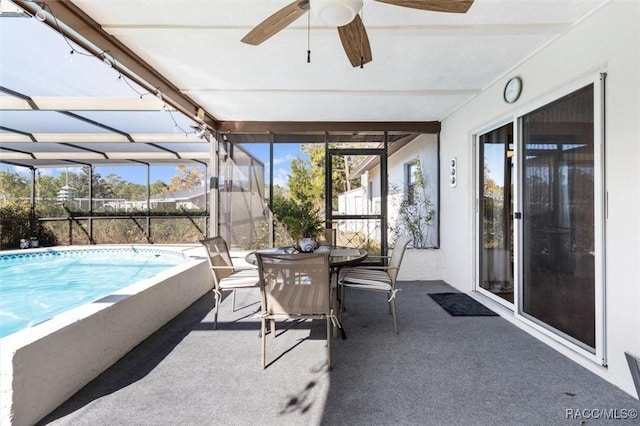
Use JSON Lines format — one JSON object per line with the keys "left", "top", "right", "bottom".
{"left": 0, "top": 245, "right": 212, "bottom": 426}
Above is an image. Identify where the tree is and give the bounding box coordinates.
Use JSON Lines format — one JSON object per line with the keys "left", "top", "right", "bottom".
{"left": 166, "top": 165, "right": 204, "bottom": 193}
{"left": 150, "top": 180, "right": 168, "bottom": 196}
{"left": 287, "top": 144, "right": 356, "bottom": 209}
{"left": 288, "top": 155, "right": 322, "bottom": 204}
{"left": 0, "top": 170, "right": 30, "bottom": 199}
{"left": 55, "top": 166, "right": 112, "bottom": 199}
{"left": 36, "top": 174, "right": 60, "bottom": 199}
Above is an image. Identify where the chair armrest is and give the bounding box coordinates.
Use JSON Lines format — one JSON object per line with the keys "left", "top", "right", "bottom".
{"left": 233, "top": 265, "right": 258, "bottom": 270}
{"left": 209, "top": 265, "right": 258, "bottom": 272}
{"left": 362, "top": 255, "right": 392, "bottom": 266}
{"left": 348, "top": 265, "right": 399, "bottom": 271}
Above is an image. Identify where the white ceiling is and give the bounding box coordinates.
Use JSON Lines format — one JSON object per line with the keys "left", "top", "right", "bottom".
{"left": 68, "top": 0, "right": 607, "bottom": 122}
{"left": 0, "top": 0, "right": 609, "bottom": 168}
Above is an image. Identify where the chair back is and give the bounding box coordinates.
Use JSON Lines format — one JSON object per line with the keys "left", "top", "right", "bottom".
{"left": 200, "top": 236, "right": 234, "bottom": 287}
{"left": 388, "top": 235, "right": 411, "bottom": 282}
{"left": 255, "top": 252, "right": 330, "bottom": 318}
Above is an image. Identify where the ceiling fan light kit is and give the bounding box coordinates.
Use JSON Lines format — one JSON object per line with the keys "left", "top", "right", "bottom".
{"left": 311, "top": 0, "right": 363, "bottom": 27}
{"left": 242, "top": 0, "right": 475, "bottom": 66}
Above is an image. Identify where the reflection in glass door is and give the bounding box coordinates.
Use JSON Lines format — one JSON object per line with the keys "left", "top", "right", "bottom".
{"left": 478, "top": 123, "right": 515, "bottom": 304}
{"left": 521, "top": 84, "right": 596, "bottom": 350}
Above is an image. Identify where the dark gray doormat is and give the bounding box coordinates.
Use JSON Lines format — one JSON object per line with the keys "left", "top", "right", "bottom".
{"left": 428, "top": 292, "right": 498, "bottom": 316}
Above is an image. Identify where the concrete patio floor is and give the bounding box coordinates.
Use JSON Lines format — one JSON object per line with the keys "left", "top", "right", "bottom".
{"left": 38, "top": 280, "right": 640, "bottom": 425}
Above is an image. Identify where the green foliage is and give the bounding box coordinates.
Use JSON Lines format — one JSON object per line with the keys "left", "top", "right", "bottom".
{"left": 36, "top": 174, "right": 60, "bottom": 199}
{"left": 482, "top": 163, "right": 505, "bottom": 249}
{"left": 271, "top": 195, "right": 302, "bottom": 222}
{"left": 249, "top": 190, "right": 294, "bottom": 249}
{"left": 0, "top": 200, "right": 58, "bottom": 249}
{"left": 390, "top": 157, "right": 435, "bottom": 249}
{"left": 0, "top": 170, "right": 30, "bottom": 198}
{"left": 286, "top": 144, "right": 355, "bottom": 210}
{"left": 288, "top": 155, "right": 323, "bottom": 204}
{"left": 150, "top": 180, "right": 169, "bottom": 196}
{"left": 0, "top": 166, "right": 208, "bottom": 248}
{"left": 272, "top": 196, "right": 324, "bottom": 242}
{"left": 282, "top": 207, "right": 324, "bottom": 242}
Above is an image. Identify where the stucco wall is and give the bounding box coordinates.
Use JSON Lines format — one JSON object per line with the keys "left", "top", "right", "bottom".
{"left": 367, "top": 133, "right": 440, "bottom": 250}
{"left": 1, "top": 255, "right": 212, "bottom": 426}
{"left": 439, "top": 0, "right": 639, "bottom": 397}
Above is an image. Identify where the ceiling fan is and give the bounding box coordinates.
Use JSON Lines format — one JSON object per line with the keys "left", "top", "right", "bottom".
{"left": 241, "top": 0, "right": 475, "bottom": 67}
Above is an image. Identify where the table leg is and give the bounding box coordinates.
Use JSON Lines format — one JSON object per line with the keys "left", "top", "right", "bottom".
{"left": 331, "top": 267, "right": 347, "bottom": 340}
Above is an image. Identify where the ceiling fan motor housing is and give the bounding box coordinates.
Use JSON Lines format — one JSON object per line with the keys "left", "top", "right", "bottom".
{"left": 311, "top": 0, "right": 363, "bottom": 27}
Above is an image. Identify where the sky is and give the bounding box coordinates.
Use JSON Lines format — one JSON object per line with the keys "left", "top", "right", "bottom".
{"left": 0, "top": 13, "right": 306, "bottom": 190}
{"left": 0, "top": 143, "right": 305, "bottom": 188}
{"left": 0, "top": 8, "right": 315, "bottom": 191}
{"left": 243, "top": 143, "right": 304, "bottom": 188}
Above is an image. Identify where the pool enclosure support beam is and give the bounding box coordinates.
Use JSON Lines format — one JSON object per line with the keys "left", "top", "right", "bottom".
{"left": 146, "top": 163, "right": 151, "bottom": 242}
{"left": 223, "top": 142, "right": 233, "bottom": 244}
{"left": 30, "top": 167, "right": 36, "bottom": 238}
{"left": 202, "top": 155, "right": 210, "bottom": 237}
{"left": 209, "top": 132, "right": 220, "bottom": 238}
{"left": 436, "top": 133, "right": 441, "bottom": 248}
{"left": 324, "top": 134, "right": 330, "bottom": 237}
{"left": 382, "top": 132, "right": 389, "bottom": 257}
{"left": 87, "top": 165, "right": 94, "bottom": 244}
{"left": 269, "top": 135, "right": 274, "bottom": 247}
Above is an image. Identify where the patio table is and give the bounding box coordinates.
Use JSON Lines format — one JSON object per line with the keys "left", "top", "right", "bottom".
{"left": 245, "top": 245, "right": 367, "bottom": 268}
{"left": 246, "top": 245, "right": 367, "bottom": 339}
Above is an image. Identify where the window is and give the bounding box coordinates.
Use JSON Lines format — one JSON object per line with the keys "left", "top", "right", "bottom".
{"left": 406, "top": 161, "right": 419, "bottom": 205}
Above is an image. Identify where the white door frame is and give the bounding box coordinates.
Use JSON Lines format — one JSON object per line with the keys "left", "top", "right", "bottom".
{"left": 473, "top": 71, "right": 607, "bottom": 366}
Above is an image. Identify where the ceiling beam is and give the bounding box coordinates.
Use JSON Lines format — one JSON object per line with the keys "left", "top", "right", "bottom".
{"left": 0, "top": 133, "right": 206, "bottom": 143}
{"left": 0, "top": 86, "right": 39, "bottom": 109}
{"left": 215, "top": 121, "right": 441, "bottom": 134}
{"left": 0, "top": 96, "right": 167, "bottom": 111}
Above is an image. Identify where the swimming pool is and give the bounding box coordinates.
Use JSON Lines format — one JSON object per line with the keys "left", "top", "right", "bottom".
{"left": 0, "top": 247, "right": 188, "bottom": 338}
{"left": 0, "top": 245, "right": 212, "bottom": 426}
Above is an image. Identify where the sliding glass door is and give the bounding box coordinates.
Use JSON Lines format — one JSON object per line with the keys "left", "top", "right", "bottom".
{"left": 521, "top": 84, "right": 597, "bottom": 350}
{"left": 478, "top": 123, "right": 514, "bottom": 304}
{"left": 477, "top": 81, "right": 603, "bottom": 355}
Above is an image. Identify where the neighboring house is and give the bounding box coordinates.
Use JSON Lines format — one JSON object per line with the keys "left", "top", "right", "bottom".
{"left": 148, "top": 186, "right": 208, "bottom": 210}
{"left": 340, "top": 133, "right": 439, "bottom": 248}
{"left": 58, "top": 186, "right": 208, "bottom": 212}
{"left": 336, "top": 186, "right": 365, "bottom": 234}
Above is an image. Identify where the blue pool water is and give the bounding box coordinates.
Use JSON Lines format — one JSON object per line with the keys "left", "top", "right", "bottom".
{"left": 0, "top": 247, "right": 187, "bottom": 338}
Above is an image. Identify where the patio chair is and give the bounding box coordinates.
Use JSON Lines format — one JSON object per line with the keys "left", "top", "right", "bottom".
{"left": 337, "top": 235, "right": 411, "bottom": 333}
{"left": 200, "top": 236, "right": 260, "bottom": 330}
{"left": 255, "top": 252, "right": 336, "bottom": 370}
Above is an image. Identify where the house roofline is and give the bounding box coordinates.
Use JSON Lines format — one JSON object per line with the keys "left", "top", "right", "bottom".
{"left": 349, "top": 134, "right": 421, "bottom": 179}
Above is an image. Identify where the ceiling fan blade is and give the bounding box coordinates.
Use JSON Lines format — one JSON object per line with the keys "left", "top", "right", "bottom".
{"left": 374, "top": 0, "right": 474, "bottom": 13}
{"left": 241, "top": 1, "right": 310, "bottom": 45}
{"left": 337, "top": 15, "right": 373, "bottom": 68}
